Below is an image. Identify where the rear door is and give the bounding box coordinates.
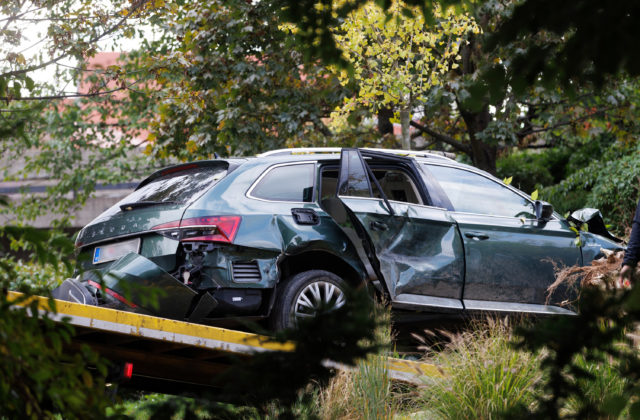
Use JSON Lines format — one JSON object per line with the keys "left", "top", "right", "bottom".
{"left": 321, "top": 149, "right": 465, "bottom": 311}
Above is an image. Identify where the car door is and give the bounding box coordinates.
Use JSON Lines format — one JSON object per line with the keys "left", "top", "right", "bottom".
{"left": 423, "top": 163, "right": 581, "bottom": 314}
{"left": 321, "top": 149, "right": 465, "bottom": 311}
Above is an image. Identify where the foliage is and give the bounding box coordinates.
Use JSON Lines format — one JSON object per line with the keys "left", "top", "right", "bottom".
{"left": 135, "top": 0, "right": 347, "bottom": 161}
{"left": 419, "top": 317, "right": 543, "bottom": 419}
{"left": 312, "top": 305, "right": 417, "bottom": 419}
{"left": 280, "top": 0, "right": 476, "bottom": 67}
{"left": 506, "top": 284, "right": 640, "bottom": 419}
{"left": 541, "top": 140, "right": 640, "bottom": 230}
{"left": 330, "top": 1, "right": 479, "bottom": 149}
{"left": 496, "top": 148, "right": 572, "bottom": 193}
{"left": 0, "top": 0, "right": 165, "bottom": 225}
{"left": 0, "top": 226, "right": 111, "bottom": 419}
{"left": 0, "top": 0, "right": 156, "bottom": 102}
{"left": 488, "top": 0, "right": 640, "bottom": 90}
{"left": 562, "top": 353, "right": 630, "bottom": 418}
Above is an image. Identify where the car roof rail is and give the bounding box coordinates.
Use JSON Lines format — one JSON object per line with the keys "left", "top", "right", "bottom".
{"left": 257, "top": 147, "right": 456, "bottom": 161}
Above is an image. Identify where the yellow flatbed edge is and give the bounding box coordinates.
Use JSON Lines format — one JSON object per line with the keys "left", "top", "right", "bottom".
{"left": 8, "top": 291, "right": 292, "bottom": 353}
{"left": 8, "top": 291, "right": 443, "bottom": 384}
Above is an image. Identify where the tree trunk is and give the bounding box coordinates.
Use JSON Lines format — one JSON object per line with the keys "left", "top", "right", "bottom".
{"left": 400, "top": 107, "right": 411, "bottom": 150}
{"left": 377, "top": 107, "right": 394, "bottom": 136}
{"left": 458, "top": 103, "right": 497, "bottom": 174}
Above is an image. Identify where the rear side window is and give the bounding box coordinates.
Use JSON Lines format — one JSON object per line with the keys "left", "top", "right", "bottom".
{"left": 425, "top": 164, "right": 535, "bottom": 218}
{"left": 250, "top": 163, "right": 315, "bottom": 202}
{"left": 128, "top": 165, "right": 228, "bottom": 205}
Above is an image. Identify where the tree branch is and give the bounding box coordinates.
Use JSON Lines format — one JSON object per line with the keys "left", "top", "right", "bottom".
{"left": 409, "top": 120, "right": 471, "bottom": 154}
{"left": 0, "top": 0, "right": 149, "bottom": 80}
{"left": 516, "top": 106, "right": 613, "bottom": 139}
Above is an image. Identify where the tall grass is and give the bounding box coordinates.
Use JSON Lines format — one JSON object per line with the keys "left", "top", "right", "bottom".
{"left": 418, "top": 317, "right": 543, "bottom": 420}
{"left": 562, "top": 353, "right": 630, "bottom": 418}
{"left": 313, "top": 304, "right": 417, "bottom": 419}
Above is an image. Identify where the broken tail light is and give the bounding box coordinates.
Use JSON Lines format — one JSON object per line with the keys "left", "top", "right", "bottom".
{"left": 152, "top": 216, "right": 241, "bottom": 243}
{"left": 87, "top": 279, "right": 138, "bottom": 308}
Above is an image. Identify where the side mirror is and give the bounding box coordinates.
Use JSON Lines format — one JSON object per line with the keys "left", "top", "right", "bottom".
{"left": 534, "top": 200, "right": 553, "bottom": 222}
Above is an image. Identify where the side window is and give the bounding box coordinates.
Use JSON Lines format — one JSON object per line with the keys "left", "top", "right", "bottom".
{"left": 425, "top": 164, "right": 535, "bottom": 218}
{"left": 322, "top": 165, "right": 422, "bottom": 205}
{"left": 250, "top": 163, "right": 315, "bottom": 202}
{"left": 371, "top": 169, "right": 422, "bottom": 205}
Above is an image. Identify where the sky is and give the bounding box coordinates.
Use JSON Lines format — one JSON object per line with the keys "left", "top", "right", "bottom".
{"left": 5, "top": 6, "right": 151, "bottom": 94}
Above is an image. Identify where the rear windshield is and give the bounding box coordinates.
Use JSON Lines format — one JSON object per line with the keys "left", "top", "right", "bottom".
{"left": 125, "top": 165, "right": 228, "bottom": 205}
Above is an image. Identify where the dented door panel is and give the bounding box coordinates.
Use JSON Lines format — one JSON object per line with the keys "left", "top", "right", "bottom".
{"left": 341, "top": 197, "right": 464, "bottom": 300}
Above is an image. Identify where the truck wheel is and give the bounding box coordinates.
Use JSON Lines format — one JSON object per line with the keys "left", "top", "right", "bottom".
{"left": 270, "top": 270, "right": 347, "bottom": 330}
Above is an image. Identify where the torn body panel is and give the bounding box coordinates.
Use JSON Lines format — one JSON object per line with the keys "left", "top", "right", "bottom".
{"left": 340, "top": 197, "right": 464, "bottom": 300}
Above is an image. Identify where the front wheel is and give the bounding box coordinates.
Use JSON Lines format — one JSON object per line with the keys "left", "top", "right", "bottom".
{"left": 269, "top": 270, "right": 347, "bottom": 330}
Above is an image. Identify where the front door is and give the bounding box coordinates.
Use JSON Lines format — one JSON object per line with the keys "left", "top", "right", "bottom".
{"left": 423, "top": 163, "right": 581, "bottom": 313}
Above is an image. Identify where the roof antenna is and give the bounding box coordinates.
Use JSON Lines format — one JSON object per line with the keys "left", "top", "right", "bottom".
{"left": 214, "top": 152, "right": 220, "bottom": 159}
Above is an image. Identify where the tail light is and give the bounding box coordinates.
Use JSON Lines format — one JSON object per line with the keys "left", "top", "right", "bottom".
{"left": 87, "top": 280, "right": 138, "bottom": 308}
{"left": 152, "top": 215, "right": 241, "bottom": 243}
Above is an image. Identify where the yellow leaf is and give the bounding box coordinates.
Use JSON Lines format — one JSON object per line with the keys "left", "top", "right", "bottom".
{"left": 530, "top": 189, "right": 539, "bottom": 200}
{"left": 503, "top": 176, "right": 512, "bottom": 185}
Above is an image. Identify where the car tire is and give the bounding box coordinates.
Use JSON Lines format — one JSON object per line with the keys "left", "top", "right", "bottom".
{"left": 270, "top": 270, "right": 347, "bottom": 331}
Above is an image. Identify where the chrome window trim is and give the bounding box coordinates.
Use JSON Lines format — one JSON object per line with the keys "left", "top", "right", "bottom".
{"left": 245, "top": 161, "right": 318, "bottom": 204}
{"left": 337, "top": 195, "right": 448, "bottom": 211}
{"left": 422, "top": 162, "right": 559, "bottom": 221}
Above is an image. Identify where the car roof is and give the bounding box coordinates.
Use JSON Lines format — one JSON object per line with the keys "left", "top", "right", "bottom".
{"left": 250, "top": 147, "right": 487, "bottom": 174}
{"left": 140, "top": 148, "right": 496, "bottom": 187}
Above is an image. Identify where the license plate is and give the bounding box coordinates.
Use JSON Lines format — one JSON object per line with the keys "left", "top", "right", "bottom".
{"left": 93, "top": 238, "right": 141, "bottom": 265}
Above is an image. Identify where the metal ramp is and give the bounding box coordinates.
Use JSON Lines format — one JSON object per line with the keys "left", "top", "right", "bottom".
{"left": 9, "top": 291, "right": 441, "bottom": 393}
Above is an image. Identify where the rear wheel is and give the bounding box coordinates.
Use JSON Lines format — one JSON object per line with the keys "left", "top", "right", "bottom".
{"left": 270, "top": 270, "right": 347, "bottom": 330}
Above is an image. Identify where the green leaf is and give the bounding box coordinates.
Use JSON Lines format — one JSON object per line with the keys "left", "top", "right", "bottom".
{"left": 602, "top": 394, "right": 627, "bottom": 417}
{"left": 24, "top": 76, "right": 35, "bottom": 91}
{"left": 629, "top": 400, "right": 640, "bottom": 420}
{"left": 13, "top": 82, "right": 21, "bottom": 98}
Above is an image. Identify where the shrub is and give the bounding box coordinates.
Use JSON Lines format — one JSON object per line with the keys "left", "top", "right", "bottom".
{"left": 419, "top": 317, "right": 543, "bottom": 420}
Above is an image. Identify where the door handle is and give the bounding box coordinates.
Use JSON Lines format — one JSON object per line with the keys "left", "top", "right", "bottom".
{"left": 370, "top": 221, "right": 388, "bottom": 231}
{"left": 464, "top": 231, "right": 489, "bottom": 240}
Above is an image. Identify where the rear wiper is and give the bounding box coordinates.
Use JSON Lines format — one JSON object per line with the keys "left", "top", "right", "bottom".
{"left": 119, "top": 201, "right": 179, "bottom": 211}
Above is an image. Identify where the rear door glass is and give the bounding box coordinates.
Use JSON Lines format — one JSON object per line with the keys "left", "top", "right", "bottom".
{"left": 250, "top": 163, "right": 315, "bottom": 202}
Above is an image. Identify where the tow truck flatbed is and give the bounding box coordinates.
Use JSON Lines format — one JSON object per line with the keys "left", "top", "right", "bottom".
{"left": 9, "top": 291, "right": 441, "bottom": 393}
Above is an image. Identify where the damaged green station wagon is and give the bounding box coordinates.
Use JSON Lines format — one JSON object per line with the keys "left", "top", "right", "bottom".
{"left": 53, "top": 148, "right": 623, "bottom": 329}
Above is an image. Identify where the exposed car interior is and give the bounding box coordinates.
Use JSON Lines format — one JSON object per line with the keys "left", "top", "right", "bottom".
{"left": 320, "top": 167, "right": 422, "bottom": 205}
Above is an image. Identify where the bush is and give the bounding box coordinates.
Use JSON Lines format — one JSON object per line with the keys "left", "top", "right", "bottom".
{"left": 543, "top": 144, "right": 640, "bottom": 231}
{"left": 419, "top": 317, "right": 544, "bottom": 419}
{"left": 497, "top": 147, "right": 572, "bottom": 193}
